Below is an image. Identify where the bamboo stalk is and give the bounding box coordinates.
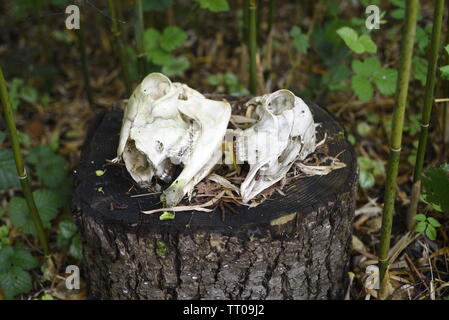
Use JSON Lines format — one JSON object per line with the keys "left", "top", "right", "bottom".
{"left": 76, "top": 26, "right": 94, "bottom": 108}
{"left": 134, "top": 0, "right": 146, "bottom": 80}
{"left": 378, "top": 0, "right": 419, "bottom": 300}
{"left": 268, "top": 0, "right": 275, "bottom": 34}
{"left": 243, "top": 0, "right": 249, "bottom": 46}
{"left": 0, "top": 67, "right": 50, "bottom": 256}
{"left": 407, "top": 0, "right": 445, "bottom": 231}
{"left": 442, "top": 1, "right": 449, "bottom": 156}
{"left": 248, "top": 0, "right": 258, "bottom": 94}
{"left": 108, "top": 0, "right": 132, "bottom": 96}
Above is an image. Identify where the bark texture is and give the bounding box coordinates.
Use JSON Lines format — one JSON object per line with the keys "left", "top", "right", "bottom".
{"left": 72, "top": 97, "right": 357, "bottom": 300}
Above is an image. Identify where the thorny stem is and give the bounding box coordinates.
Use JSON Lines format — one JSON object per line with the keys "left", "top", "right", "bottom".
{"left": 407, "top": 0, "right": 445, "bottom": 231}
{"left": 378, "top": 0, "right": 419, "bottom": 300}
{"left": 0, "top": 67, "right": 50, "bottom": 257}
{"left": 108, "top": 0, "right": 132, "bottom": 96}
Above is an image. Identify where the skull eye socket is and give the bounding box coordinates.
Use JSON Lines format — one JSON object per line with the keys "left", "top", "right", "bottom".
{"left": 156, "top": 140, "right": 164, "bottom": 152}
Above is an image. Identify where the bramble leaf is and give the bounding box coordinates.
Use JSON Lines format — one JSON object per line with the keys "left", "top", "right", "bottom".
{"left": 351, "top": 75, "right": 373, "bottom": 101}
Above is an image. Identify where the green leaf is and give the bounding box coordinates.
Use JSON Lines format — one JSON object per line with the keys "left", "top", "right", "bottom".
{"left": 26, "top": 146, "right": 68, "bottom": 189}
{"left": 10, "top": 249, "right": 38, "bottom": 270}
{"left": 33, "top": 189, "right": 60, "bottom": 223}
{"left": 427, "top": 217, "right": 441, "bottom": 228}
{"left": 425, "top": 224, "right": 437, "bottom": 241}
{"left": 8, "top": 197, "right": 31, "bottom": 231}
{"left": 20, "top": 86, "right": 38, "bottom": 104}
{"left": 351, "top": 75, "right": 373, "bottom": 101}
{"left": 440, "top": 65, "right": 449, "bottom": 81}
{"left": 414, "top": 56, "right": 428, "bottom": 85}
{"left": 415, "top": 221, "right": 427, "bottom": 233}
{"left": 196, "top": 0, "right": 229, "bottom": 12}
{"left": 391, "top": 8, "right": 404, "bottom": 19}
{"left": 160, "top": 26, "right": 187, "bottom": 52}
{"left": 356, "top": 122, "right": 371, "bottom": 136}
{"left": 373, "top": 69, "right": 398, "bottom": 95}
{"left": 290, "top": 26, "right": 309, "bottom": 54}
{"left": 359, "top": 170, "right": 375, "bottom": 189}
{"left": 444, "top": 44, "right": 449, "bottom": 55}
{"left": 41, "top": 293, "right": 54, "bottom": 300}
{"left": 162, "top": 57, "right": 190, "bottom": 77}
{"left": 142, "top": 0, "right": 173, "bottom": 12}
{"left": 151, "top": 48, "right": 175, "bottom": 66}
{"left": 0, "top": 131, "right": 6, "bottom": 144}
{"left": 8, "top": 189, "right": 61, "bottom": 235}
{"left": 160, "top": 211, "right": 176, "bottom": 220}
{"left": 0, "top": 266, "right": 33, "bottom": 299}
{"left": 0, "top": 149, "right": 20, "bottom": 190}
{"left": 0, "top": 246, "right": 14, "bottom": 273}
{"left": 337, "top": 27, "right": 364, "bottom": 54}
{"left": 414, "top": 213, "right": 426, "bottom": 222}
{"left": 421, "top": 167, "right": 449, "bottom": 213}
{"left": 352, "top": 57, "right": 381, "bottom": 77}
{"left": 358, "top": 35, "right": 377, "bottom": 53}
{"left": 58, "top": 219, "right": 78, "bottom": 240}
{"left": 69, "top": 235, "right": 82, "bottom": 260}
{"left": 208, "top": 74, "right": 223, "bottom": 86}
{"left": 143, "top": 28, "right": 160, "bottom": 55}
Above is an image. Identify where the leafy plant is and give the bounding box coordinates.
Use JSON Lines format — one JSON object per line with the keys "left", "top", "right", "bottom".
{"left": 56, "top": 218, "right": 82, "bottom": 260}
{"left": 142, "top": 0, "right": 173, "bottom": 12}
{"left": 440, "top": 45, "right": 449, "bottom": 81}
{"left": 8, "top": 78, "right": 38, "bottom": 110}
{"left": 207, "top": 72, "right": 249, "bottom": 95}
{"left": 0, "top": 226, "right": 11, "bottom": 249}
{"left": 26, "top": 145, "right": 70, "bottom": 190}
{"left": 336, "top": 27, "right": 377, "bottom": 54}
{"left": 290, "top": 26, "right": 310, "bottom": 54}
{"left": 144, "top": 26, "right": 190, "bottom": 76}
{"left": 414, "top": 214, "right": 441, "bottom": 241}
{"left": 351, "top": 57, "right": 398, "bottom": 102}
{"left": 8, "top": 189, "right": 63, "bottom": 236}
{"left": 358, "top": 156, "right": 385, "bottom": 189}
{"left": 420, "top": 165, "right": 449, "bottom": 214}
{"left": 0, "top": 244, "right": 38, "bottom": 299}
{"left": 0, "top": 149, "right": 20, "bottom": 190}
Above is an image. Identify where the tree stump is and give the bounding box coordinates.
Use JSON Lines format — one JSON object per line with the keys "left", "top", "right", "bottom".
{"left": 72, "top": 97, "right": 357, "bottom": 300}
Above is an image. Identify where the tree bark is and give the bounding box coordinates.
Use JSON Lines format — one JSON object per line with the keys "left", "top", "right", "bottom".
{"left": 72, "top": 97, "right": 357, "bottom": 300}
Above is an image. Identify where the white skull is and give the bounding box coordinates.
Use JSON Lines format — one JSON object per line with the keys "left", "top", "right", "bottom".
{"left": 236, "top": 89, "right": 316, "bottom": 203}
{"left": 117, "top": 73, "right": 231, "bottom": 207}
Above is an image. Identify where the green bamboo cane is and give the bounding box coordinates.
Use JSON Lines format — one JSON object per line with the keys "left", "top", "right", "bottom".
{"left": 0, "top": 67, "right": 50, "bottom": 256}
{"left": 134, "top": 0, "right": 146, "bottom": 80}
{"left": 76, "top": 26, "right": 94, "bottom": 108}
{"left": 443, "top": 1, "right": 449, "bottom": 155}
{"left": 242, "top": 0, "right": 249, "bottom": 46}
{"left": 108, "top": 0, "right": 132, "bottom": 96}
{"left": 268, "top": 0, "right": 275, "bottom": 34}
{"left": 378, "top": 0, "right": 419, "bottom": 300}
{"left": 407, "top": 0, "right": 445, "bottom": 231}
{"left": 248, "top": 0, "right": 258, "bottom": 94}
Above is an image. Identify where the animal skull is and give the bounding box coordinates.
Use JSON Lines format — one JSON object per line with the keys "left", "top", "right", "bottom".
{"left": 236, "top": 89, "right": 316, "bottom": 203}
{"left": 116, "top": 73, "right": 231, "bottom": 207}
